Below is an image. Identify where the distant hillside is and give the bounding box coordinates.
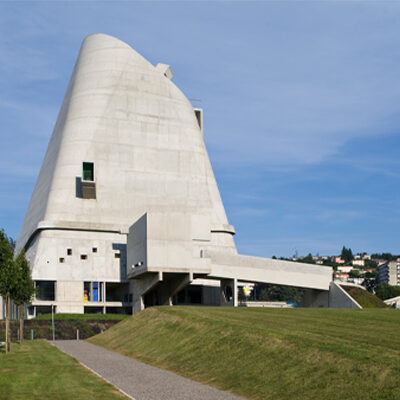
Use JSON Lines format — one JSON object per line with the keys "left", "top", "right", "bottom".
{"left": 89, "top": 306, "right": 400, "bottom": 400}
{"left": 342, "top": 286, "right": 388, "bottom": 308}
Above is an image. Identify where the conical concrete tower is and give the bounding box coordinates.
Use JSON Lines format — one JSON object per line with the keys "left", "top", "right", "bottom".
{"left": 17, "top": 34, "right": 339, "bottom": 316}
{"left": 16, "top": 34, "right": 237, "bottom": 315}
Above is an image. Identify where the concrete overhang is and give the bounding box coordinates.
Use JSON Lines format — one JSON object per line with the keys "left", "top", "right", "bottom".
{"left": 127, "top": 264, "right": 211, "bottom": 280}
{"left": 202, "top": 250, "right": 333, "bottom": 291}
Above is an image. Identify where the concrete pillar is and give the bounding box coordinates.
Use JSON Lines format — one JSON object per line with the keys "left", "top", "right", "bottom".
{"left": 233, "top": 278, "right": 238, "bottom": 307}
{"left": 157, "top": 273, "right": 192, "bottom": 306}
{"left": 131, "top": 273, "right": 161, "bottom": 314}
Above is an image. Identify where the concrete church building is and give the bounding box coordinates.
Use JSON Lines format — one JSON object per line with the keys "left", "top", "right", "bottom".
{"left": 15, "top": 34, "right": 357, "bottom": 317}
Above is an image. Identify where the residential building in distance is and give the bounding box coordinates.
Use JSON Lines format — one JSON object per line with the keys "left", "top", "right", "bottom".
{"left": 332, "top": 256, "right": 345, "bottom": 264}
{"left": 337, "top": 266, "right": 353, "bottom": 274}
{"left": 352, "top": 259, "right": 365, "bottom": 267}
{"left": 377, "top": 261, "right": 400, "bottom": 286}
{"left": 334, "top": 273, "right": 349, "bottom": 282}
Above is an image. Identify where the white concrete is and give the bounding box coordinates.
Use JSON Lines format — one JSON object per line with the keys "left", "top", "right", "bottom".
{"left": 244, "top": 301, "right": 293, "bottom": 308}
{"left": 328, "top": 282, "right": 362, "bottom": 309}
{"left": 15, "top": 33, "right": 341, "bottom": 314}
{"left": 203, "top": 250, "right": 332, "bottom": 291}
{"left": 384, "top": 295, "right": 400, "bottom": 308}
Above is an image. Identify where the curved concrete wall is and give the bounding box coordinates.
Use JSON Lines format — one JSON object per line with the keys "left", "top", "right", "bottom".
{"left": 17, "top": 34, "right": 236, "bottom": 255}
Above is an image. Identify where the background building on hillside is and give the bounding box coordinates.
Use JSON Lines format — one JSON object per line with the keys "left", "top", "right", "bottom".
{"left": 337, "top": 266, "right": 353, "bottom": 274}
{"left": 352, "top": 259, "right": 365, "bottom": 267}
{"left": 377, "top": 261, "right": 400, "bottom": 286}
{"left": 334, "top": 272, "right": 349, "bottom": 282}
{"left": 332, "top": 256, "right": 345, "bottom": 264}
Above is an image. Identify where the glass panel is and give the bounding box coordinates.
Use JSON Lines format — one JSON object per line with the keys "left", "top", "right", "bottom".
{"left": 93, "top": 282, "right": 99, "bottom": 302}
{"left": 35, "top": 281, "right": 55, "bottom": 301}
{"left": 99, "top": 282, "right": 103, "bottom": 302}
{"left": 106, "top": 282, "right": 129, "bottom": 302}
{"left": 82, "top": 162, "right": 94, "bottom": 181}
{"left": 84, "top": 282, "right": 91, "bottom": 301}
{"left": 36, "top": 306, "right": 53, "bottom": 316}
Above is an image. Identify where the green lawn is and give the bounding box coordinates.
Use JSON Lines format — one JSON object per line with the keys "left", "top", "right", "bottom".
{"left": 89, "top": 306, "right": 400, "bottom": 400}
{"left": 33, "top": 313, "right": 130, "bottom": 321}
{"left": 0, "top": 340, "right": 126, "bottom": 400}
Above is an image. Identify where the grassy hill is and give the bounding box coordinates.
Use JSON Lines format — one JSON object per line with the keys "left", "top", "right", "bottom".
{"left": 342, "top": 287, "right": 388, "bottom": 308}
{"left": 89, "top": 306, "right": 400, "bottom": 400}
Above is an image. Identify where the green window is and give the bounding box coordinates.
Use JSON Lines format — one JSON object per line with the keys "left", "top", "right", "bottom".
{"left": 82, "top": 162, "right": 94, "bottom": 181}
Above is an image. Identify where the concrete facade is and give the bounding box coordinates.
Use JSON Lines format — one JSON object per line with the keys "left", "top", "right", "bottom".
{"left": 384, "top": 295, "right": 400, "bottom": 308}
{"left": 378, "top": 261, "right": 400, "bottom": 286}
{"left": 13, "top": 33, "right": 355, "bottom": 316}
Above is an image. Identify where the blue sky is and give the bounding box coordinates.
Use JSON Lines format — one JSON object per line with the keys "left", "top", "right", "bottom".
{"left": 1, "top": 1, "right": 400, "bottom": 257}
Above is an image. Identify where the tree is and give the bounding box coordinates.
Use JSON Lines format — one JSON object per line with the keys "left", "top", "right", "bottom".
{"left": 363, "top": 274, "right": 377, "bottom": 292}
{"left": 375, "top": 283, "right": 400, "bottom": 300}
{"left": 371, "top": 253, "right": 397, "bottom": 261}
{"left": 349, "top": 269, "right": 361, "bottom": 278}
{"left": 364, "top": 259, "right": 378, "bottom": 268}
{"left": 257, "top": 283, "right": 305, "bottom": 303}
{"left": 341, "top": 246, "right": 354, "bottom": 263}
{"left": 299, "top": 253, "right": 315, "bottom": 264}
{"left": 12, "top": 250, "right": 35, "bottom": 344}
{"left": 0, "top": 230, "right": 18, "bottom": 353}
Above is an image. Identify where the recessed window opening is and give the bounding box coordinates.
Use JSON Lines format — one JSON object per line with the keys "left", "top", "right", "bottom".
{"left": 59, "top": 257, "right": 65, "bottom": 263}
{"left": 106, "top": 282, "right": 129, "bottom": 302}
{"left": 67, "top": 248, "right": 72, "bottom": 256}
{"left": 92, "top": 247, "right": 97, "bottom": 253}
{"left": 82, "top": 162, "right": 94, "bottom": 181}
{"left": 84, "top": 281, "right": 103, "bottom": 302}
{"left": 194, "top": 108, "right": 202, "bottom": 130}
{"left": 84, "top": 282, "right": 91, "bottom": 301}
{"left": 35, "top": 281, "right": 55, "bottom": 301}
{"left": 114, "top": 253, "right": 120, "bottom": 259}
{"left": 81, "top": 254, "right": 87, "bottom": 260}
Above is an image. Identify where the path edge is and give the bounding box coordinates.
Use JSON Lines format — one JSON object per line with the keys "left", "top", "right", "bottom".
{"left": 48, "top": 340, "right": 136, "bottom": 400}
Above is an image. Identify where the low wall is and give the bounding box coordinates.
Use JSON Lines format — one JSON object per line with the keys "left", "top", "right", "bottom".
{"left": 242, "top": 301, "right": 292, "bottom": 308}
{"left": 0, "top": 319, "right": 120, "bottom": 341}
{"left": 329, "top": 282, "right": 362, "bottom": 309}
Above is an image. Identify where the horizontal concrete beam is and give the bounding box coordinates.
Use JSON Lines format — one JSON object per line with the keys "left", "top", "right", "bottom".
{"left": 203, "top": 250, "right": 332, "bottom": 291}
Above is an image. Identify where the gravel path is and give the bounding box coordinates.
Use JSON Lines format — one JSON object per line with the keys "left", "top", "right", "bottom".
{"left": 52, "top": 340, "right": 246, "bottom": 400}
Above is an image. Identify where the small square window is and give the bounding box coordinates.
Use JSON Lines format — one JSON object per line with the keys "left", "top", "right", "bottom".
{"left": 92, "top": 247, "right": 97, "bottom": 253}
{"left": 114, "top": 253, "right": 120, "bottom": 259}
{"left": 67, "top": 249, "right": 72, "bottom": 256}
{"left": 81, "top": 254, "right": 87, "bottom": 260}
{"left": 59, "top": 257, "right": 65, "bottom": 263}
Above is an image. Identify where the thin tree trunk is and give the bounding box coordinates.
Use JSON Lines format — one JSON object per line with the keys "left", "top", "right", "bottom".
{"left": 19, "top": 304, "right": 24, "bottom": 344}
{"left": 5, "top": 295, "right": 10, "bottom": 354}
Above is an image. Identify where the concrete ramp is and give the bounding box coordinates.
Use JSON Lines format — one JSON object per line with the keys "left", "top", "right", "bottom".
{"left": 203, "top": 250, "right": 332, "bottom": 291}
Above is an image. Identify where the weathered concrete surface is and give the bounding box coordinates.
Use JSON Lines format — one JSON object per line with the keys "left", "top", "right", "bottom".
{"left": 204, "top": 250, "right": 332, "bottom": 291}
{"left": 16, "top": 33, "right": 236, "bottom": 314}
{"left": 13, "top": 33, "right": 338, "bottom": 315}
{"left": 53, "top": 340, "right": 246, "bottom": 400}
{"left": 300, "top": 282, "right": 362, "bottom": 308}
